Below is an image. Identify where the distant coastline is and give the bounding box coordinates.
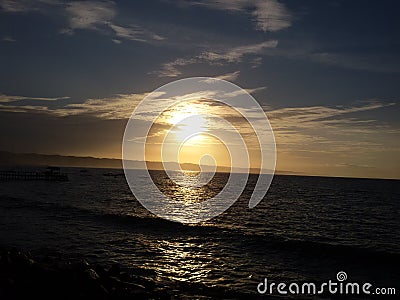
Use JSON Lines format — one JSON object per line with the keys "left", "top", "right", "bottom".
{"left": 0, "top": 151, "right": 398, "bottom": 180}
{"left": 0, "top": 151, "right": 285, "bottom": 175}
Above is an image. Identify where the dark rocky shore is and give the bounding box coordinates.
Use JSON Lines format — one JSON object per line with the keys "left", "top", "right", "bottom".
{"left": 0, "top": 247, "right": 171, "bottom": 299}
{"left": 0, "top": 247, "right": 251, "bottom": 299}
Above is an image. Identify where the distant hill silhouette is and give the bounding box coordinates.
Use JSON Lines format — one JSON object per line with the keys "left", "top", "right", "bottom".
{"left": 0, "top": 151, "right": 122, "bottom": 169}
{"left": 0, "top": 151, "right": 207, "bottom": 171}
{"left": 0, "top": 151, "right": 295, "bottom": 175}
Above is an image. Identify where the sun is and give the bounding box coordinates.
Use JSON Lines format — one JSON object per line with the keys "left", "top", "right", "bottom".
{"left": 165, "top": 102, "right": 208, "bottom": 144}
{"left": 144, "top": 100, "right": 234, "bottom": 170}
{"left": 174, "top": 115, "right": 207, "bottom": 143}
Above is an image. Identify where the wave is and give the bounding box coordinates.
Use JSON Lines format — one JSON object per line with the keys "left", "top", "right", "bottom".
{"left": 2, "top": 195, "right": 399, "bottom": 263}
{"left": 83, "top": 209, "right": 400, "bottom": 263}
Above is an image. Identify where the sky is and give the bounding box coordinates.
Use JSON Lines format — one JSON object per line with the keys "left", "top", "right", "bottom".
{"left": 0, "top": 0, "right": 399, "bottom": 179}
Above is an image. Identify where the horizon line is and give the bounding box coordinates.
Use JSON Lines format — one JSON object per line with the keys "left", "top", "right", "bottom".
{"left": 0, "top": 150, "right": 399, "bottom": 181}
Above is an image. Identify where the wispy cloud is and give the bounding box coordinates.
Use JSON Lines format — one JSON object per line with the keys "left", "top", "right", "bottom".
{"left": 62, "top": 1, "right": 165, "bottom": 43}
{"left": 268, "top": 101, "right": 396, "bottom": 127}
{"left": 155, "top": 40, "right": 278, "bottom": 77}
{"left": 1, "top": 36, "right": 16, "bottom": 42}
{"left": 177, "top": 0, "right": 292, "bottom": 32}
{"left": 199, "top": 40, "right": 278, "bottom": 63}
{"left": 0, "top": 0, "right": 164, "bottom": 43}
{"left": 0, "top": 0, "right": 60, "bottom": 13}
{"left": 108, "top": 23, "right": 165, "bottom": 42}
{"left": 62, "top": 1, "right": 164, "bottom": 43}
{"left": 61, "top": 93, "right": 146, "bottom": 119}
{"left": 0, "top": 104, "right": 51, "bottom": 114}
{"left": 0, "top": 0, "right": 30, "bottom": 12}
{"left": 251, "top": 57, "right": 262, "bottom": 68}
{"left": 64, "top": 0, "right": 115, "bottom": 31}
{"left": 0, "top": 87, "right": 266, "bottom": 121}
{"left": 0, "top": 93, "right": 145, "bottom": 119}
{"left": 264, "top": 100, "right": 400, "bottom": 178}
{"left": 268, "top": 101, "right": 398, "bottom": 153}
{"left": 0, "top": 94, "right": 69, "bottom": 103}
{"left": 154, "top": 58, "right": 196, "bottom": 77}
{"left": 213, "top": 71, "right": 241, "bottom": 81}
{"left": 1, "top": 92, "right": 395, "bottom": 138}
{"left": 251, "top": 0, "right": 291, "bottom": 32}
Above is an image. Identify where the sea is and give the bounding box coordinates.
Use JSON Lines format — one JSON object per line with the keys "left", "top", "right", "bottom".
{"left": 0, "top": 167, "right": 399, "bottom": 298}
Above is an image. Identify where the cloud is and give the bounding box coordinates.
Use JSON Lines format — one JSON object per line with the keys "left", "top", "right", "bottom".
{"left": 1, "top": 36, "right": 16, "bottom": 42}
{"left": 0, "top": 0, "right": 39, "bottom": 13}
{"left": 268, "top": 101, "right": 395, "bottom": 127}
{"left": 251, "top": 0, "right": 291, "bottom": 32}
{"left": 199, "top": 40, "right": 278, "bottom": 63}
{"left": 155, "top": 40, "right": 277, "bottom": 77}
{"left": 61, "top": 93, "right": 146, "bottom": 119}
{"left": 0, "top": 104, "right": 51, "bottom": 114}
{"left": 108, "top": 23, "right": 165, "bottom": 42}
{"left": 63, "top": 1, "right": 165, "bottom": 43}
{"left": 0, "top": 94, "right": 69, "bottom": 103}
{"left": 0, "top": 0, "right": 29, "bottom": 12}
{"left": 207, "top": 71, "right": 241, "bottom": 82}
{"left": 0, "top": 93, "right": 144, "bottom": 119}
{"left": 153, "top": 57, "right": 197, "bottom": 77}
{"left": 65, "top": 0, "right": 115, "bottom": 31}
{"left": 0, "top": 88, "right": 265, "bottom": 121}
{"left": 267, "top": 101, "right": 398, "bottom": 153}
{"left": 244, "top": 86, "right": 266, "bottom": 94}
{"left": 0, "top": 92, "right": 398, "bottom": 178}
{"left": 263, "top": 100, "right": 400, "bottom": 178}
{"left": 177, "top": 0, "right": 292, "bottom": 32}
{"left": 0, "top": 0, "right": 164, "bottom": 43}
{"left": 0, "top": 0, "right": 59, "bottom": 13}
{"left": 0, "top": 92, "right": 396, "bottom": 137}
{"left": 251, "top": 57, "right": 262, "bottom": 68}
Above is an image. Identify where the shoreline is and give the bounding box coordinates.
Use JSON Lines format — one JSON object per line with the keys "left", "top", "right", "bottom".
{"left": 0, "top": 246, "right": 254, "bottom": 300}
{"left": 0, "top": 246, "right": 168, "bottom": 300}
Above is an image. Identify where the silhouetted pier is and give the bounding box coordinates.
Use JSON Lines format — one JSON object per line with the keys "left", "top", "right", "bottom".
{"left": 0, "top": 167, "right": 68, "bottom": 181}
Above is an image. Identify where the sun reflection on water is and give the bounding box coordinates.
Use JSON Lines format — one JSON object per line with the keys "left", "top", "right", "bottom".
{"left": 149, "top": 170, "right": 228, "bottom": 204}
{"left": 152, "top": 241, "right": 213, "bottom": 282}
{"left": 136, "top": 238, "right": 222, "bottom": 285}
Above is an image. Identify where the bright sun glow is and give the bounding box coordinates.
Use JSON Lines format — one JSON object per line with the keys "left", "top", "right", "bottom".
{"left": 175, "top": 115, "right": 207, "bottom": 144}
{"left": 166, "top": 103, "right": 208, "bottom": 144}
{"left": 159, "top": 102, "right": 229, "bottom": 167}
{"left": 146, "top": 100, "right": 233, "bottom": 169}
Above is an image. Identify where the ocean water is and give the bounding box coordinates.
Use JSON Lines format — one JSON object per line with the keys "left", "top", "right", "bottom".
{"left": 0, "top": 168, "right": 399, "bottom": 298}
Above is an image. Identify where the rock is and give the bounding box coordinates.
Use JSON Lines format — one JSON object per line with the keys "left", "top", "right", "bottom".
{"left": 84, "top": 268, "right": 100, "bottom": 280}
{"left": 72, "top": 259, "right": 91, "bottom": 272}
{"left": 0, "top": 246, "right": 168, "bottom": 299}
{"left": 0, "top": 277, "right": 16, "bottom": 299}
{"left": 108, "top": 275, "right": 122, "bottom": 285}
{"left": 94, "top": 264, "right": 107, "bottom": 278}
{"left": 119, "top": 271, "right": 132, "bottom": 282}
{"left": 98, "top": 284, "right": 109, "bottom": 295}
{"left": 0, "top": 251, "right": 12, "bottom": 268}
{"left": 108, "top": 264, "right": 121, "bottom": 276}
{"left": 15, "top": 252, "right": 35, "bottom": 268}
